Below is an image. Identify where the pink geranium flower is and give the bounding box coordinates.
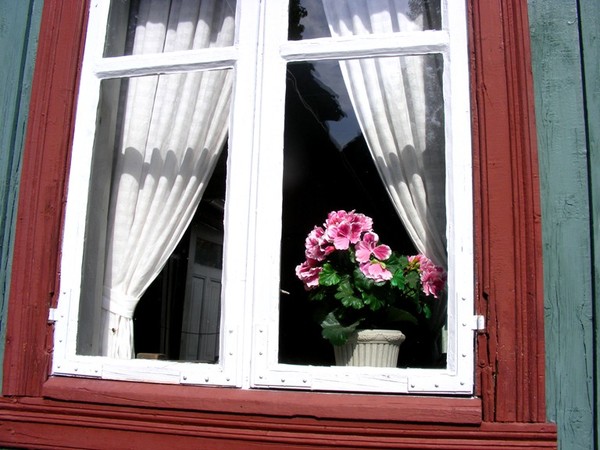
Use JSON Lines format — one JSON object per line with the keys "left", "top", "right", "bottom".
{"left": 409, "top": 254, "right": 447, "bottom": 298}
{"left": 295, "top": 258, "right": 322, "bottom": 289}
{"left": 324, "top": 210, "right": 373, "bottom": 250}
{"left": 355, "top": 232, "right": 392, "bottom": 263}
{"left": 325, "top": 210, "right": 371, "bottom": 230}
{"left": 304, "top": 226, "right": 335, "bottom": 261}
{"left": 359, "top": 260, "right": 393, "bottom": 282}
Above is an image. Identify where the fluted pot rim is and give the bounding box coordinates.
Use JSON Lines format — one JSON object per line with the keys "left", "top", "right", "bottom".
{"left": 349, "top": 329, "right": 406, "bottom": 345}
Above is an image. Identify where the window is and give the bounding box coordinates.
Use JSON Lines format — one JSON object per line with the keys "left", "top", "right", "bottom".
{"left": 4, "top": 0, "right": 556, "bottom": 446}
{"left": 51, "top": 0, "right": 474, "bottom": 394}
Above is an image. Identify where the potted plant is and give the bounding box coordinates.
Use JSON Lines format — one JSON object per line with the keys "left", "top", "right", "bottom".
{"left": 295, "top": 210, "right": 446, "bottom": 367}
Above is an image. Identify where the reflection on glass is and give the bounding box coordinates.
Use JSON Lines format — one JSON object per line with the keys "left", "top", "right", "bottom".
{"left": 278, "top": 55, "right": 446, "bottom": 368}
{"left": 105, "top": 0, "right": 237, "bottom": 57}
{"left": 289, "top": 0, "right": 441, "bottom": 41}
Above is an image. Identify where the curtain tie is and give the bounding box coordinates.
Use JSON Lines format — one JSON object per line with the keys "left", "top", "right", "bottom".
{"left": 102, "top": 288, "right": 138, "bottom": 319}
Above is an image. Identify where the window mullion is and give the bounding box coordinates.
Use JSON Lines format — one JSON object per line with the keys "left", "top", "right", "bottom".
{"left": 221, "top": 0, "right": 266, "bottom": 389}
{"left": 246, "top": 0, "right": 289, "bottom": 389}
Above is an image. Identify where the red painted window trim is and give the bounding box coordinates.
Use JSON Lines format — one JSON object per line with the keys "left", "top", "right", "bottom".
{"left": 1, "top": 0, "right": 556, "bottom": 447}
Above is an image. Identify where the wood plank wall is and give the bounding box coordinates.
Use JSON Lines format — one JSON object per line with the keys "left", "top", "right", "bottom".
{"left": 579, "top": 3, "right": 600, "bottom": 448}
{"left": 528, "top": 0, "right": 598, "bottom": 448}
{"left": 0, "top": 1, "right": 43, "bottom": 389}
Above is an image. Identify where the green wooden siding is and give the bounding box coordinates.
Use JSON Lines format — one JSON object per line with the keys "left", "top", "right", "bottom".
{"left": 528, "top": 0, "right": 598, "bottom": 448}
{"left": 0, "top": 1, "right": 43, "bottom": 390}
{"left": 579, "top": 2, "right": 600, "bottom": 448}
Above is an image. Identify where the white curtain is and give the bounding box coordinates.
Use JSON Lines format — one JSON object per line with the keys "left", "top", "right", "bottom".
{"left": 100, "top": 0, "right": 235, "bottom": 358}
{"left": 322, "top": 0, "right": 447, "bottom": 269}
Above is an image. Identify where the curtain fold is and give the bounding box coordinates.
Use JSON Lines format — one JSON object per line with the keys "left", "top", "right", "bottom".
{"left": 321, "top": 0, "right": 447, "bottom": 269}
{"left": 100, "top": 0, "right": 235, "bottom": 358}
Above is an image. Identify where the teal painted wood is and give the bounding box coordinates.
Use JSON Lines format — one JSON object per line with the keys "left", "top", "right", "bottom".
{"left": 578, "top": 0, "right": 600, "bottom": 448}
{"left": 0, "top": 1, "right": 43, "bottom": 390}
{"left": 528, "top": 1, "right": 595, "bottom": 449}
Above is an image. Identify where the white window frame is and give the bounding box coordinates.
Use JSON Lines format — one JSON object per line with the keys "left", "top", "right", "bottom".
{"left": 51, "top": 0, "right": 476, "bottom": 395}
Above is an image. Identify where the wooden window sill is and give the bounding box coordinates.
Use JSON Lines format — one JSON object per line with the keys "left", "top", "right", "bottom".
{"left": 42, "top": 375, "right": 482, "bottom": 425}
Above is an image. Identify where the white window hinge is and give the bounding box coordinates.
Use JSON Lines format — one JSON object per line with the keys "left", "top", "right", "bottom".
{"left": 471, "top": 314, "right": 485, "bottom": 331}
{"left": 48, "top": 307, "right": 59, "bottom": 323}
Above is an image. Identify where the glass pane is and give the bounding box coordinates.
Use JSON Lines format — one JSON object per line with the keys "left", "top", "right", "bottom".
{"left": 135, "top": 156, "right": 226, "bottom": 363}
{"left": 195, "top": 234, "right": 224, "bottom": 268}
{"left": 289, "top": 0, "right": 441, "bottom": 41}
{"left": 77, "top": 69, "right": 231, "bottom": 362}
{"left": 278, "top": 55, "right": 446, "bottom": 368}
{"left": 105, "top": 0, "right": 237, "bottom": 57}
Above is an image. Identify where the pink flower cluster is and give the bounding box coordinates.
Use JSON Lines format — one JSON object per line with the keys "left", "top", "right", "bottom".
{"left": 296, "top": 210, "right": 447, "bottom": 300}
{"left": 296, "top": 210, "right": 395, "bottom": 287}
{"left": 408, "top": 254, "right": 447, "bottom": 298}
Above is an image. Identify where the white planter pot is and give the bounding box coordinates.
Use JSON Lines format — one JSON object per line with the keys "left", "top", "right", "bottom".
{"left": 333, "top": 329, "right": 405, "bottom": 367}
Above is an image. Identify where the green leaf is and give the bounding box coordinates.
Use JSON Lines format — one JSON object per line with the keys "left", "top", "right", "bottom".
{"left": 386, "top": 306, "right": 418, "bottom": 325}
{"left": 336, "top": 292, "right": 364, "bottom": 309}
{"left": 308, "top": 289, "right": 327, "bottom": 302}
{"left": 353, "top": 267, "right": 373, "bottom": 291}
{"left": 319, "top": 262, "right": 341, "bottom": 286}
{"left": 421, "top": 303, "right": 432, "bottom": 320}
{"left": 384, "top": 254, "right": 401, "bottom": 273}
{"left": 337, "top": 277, "right": 354, "bottom": 295}
{"left": 362, "top": 292, "right": 384, "bottom": 311}
{"left": 334, "top": 278, "right": 364, "bottom": 309}
{"left": 405, "top": 270, "right": 420, "bottom": 290}
{"left": 391, "top": 268, "right": 406, "bottom": 289}
{"left": 321, "top": 312, "right": 361, "bottom": 346}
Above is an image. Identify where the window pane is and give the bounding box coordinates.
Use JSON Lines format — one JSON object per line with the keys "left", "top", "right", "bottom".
{"left": 77, "top": 69, "right": 231, "bottom": 361}
{"left": 278, "top": 55, "right": 446, "bottom": 368}
{"left": 288, "top": 0, "right": 441, "bottom": 41}
{"left": 135, "top": 153, "right": 226, "bottom": 363}
{"left": 104, "top": 0, "right": 237, "bottom": 57}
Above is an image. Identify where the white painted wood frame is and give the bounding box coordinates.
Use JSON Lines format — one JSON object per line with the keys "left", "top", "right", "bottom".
{"left": 51, "top": 0, "right": 475, "bottom": 395}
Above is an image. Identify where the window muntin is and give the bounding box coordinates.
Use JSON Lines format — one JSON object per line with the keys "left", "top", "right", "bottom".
{"left": 52, "top": 0, "right": 474, "bottom": 394}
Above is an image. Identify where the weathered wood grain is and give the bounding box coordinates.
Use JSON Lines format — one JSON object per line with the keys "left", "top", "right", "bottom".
{"left": 0, "top": 0, "right": 43, "bottom": 391}
{"left": 470, "top": 0, "right": 546, "bottom": 423}
{"left": 578, "top": 1, "right": 600, "bottom": 449}
{"left": 2, "top": 1, "right": 88, "bottom": 396}
{"left": 528, "top": 1, "right": 595, "bottom": 449}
